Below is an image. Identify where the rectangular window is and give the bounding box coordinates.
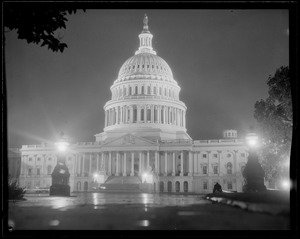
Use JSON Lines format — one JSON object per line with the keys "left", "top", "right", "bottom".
{"left": 213, "top": 154, "right": 218, "bottom": 158}
{"left": 213, "top": 165, "right": 218, "bottom": 174}
{"left": 203, "top": 181, "right": 208, "bottom": 190}
{"left": 228, "top": 182, "right": 232, "bottom": 190}
{"left": 37, "top": 168, "right": 40, "bottom": 175}
{"left": 202, "top": 154, "right": 207, "bottom": 158}
{"left": 37, "top": 157, "right": 41, "bottom": 161}
{"left": 28, "top": 168, "right": 32, "bottom": 175}
{"left": 203, "top": 165, "right": 207, "bottom": 174}
{"left": 29, "top": 157, "right": 32, "bottom": 161}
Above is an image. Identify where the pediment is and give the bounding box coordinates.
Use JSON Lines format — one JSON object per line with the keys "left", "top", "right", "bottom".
{"left": 102, "top": 134, "right": 157, "bottom": 147}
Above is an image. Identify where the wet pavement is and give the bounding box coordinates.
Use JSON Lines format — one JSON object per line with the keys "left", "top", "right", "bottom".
{"left": 7, "top": 192, "right": 290, "bottom": 231}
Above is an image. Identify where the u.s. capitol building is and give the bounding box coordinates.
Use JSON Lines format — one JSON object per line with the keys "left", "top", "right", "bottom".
{"left": 18, "top": 15, "right": 249, "bottom": 193}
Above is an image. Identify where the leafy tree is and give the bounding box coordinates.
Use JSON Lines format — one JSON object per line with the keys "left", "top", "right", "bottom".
{"left": 254, "top": 66, "right": 292, "bottom": 188}
{"left": 4, "top": 6, "right": 85, "bottom": 52}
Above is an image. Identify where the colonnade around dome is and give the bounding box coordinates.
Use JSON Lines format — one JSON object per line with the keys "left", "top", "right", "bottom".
{"left": 104, "top": 104, "right": 186, "bottom": 128}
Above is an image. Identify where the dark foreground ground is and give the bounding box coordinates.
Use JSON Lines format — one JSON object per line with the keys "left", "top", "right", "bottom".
{"left": 6, "top": 191, "right": 291, "bottom": 233}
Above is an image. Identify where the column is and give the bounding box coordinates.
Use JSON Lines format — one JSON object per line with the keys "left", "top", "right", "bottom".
{"left": 163, "top": 107, "right": 166, "bottom": 124}
{"left": 180, "top": 151, "right": 184, "bottom": 176}
{"left": 165, "top": 152, "right": 168, "bottom": 175}
{"left": 158, "top": 105, "right": 161, "bottom": 124}
{"left": 130, "top": 106, "right": 133, "bottom": 123}
{"left": 144, "top": 106, "right": 147, "bottom": 122}
{"left": 42, "top": 154, "right": 46, "bottom": 175}
{"left": 108, "top": 152, "right": 112, "bottom": 175}
{"left": 89, "top": 154, "right": 92, "bottom": 175}
{"left": 96, "top": 153, "right": 99, "bottom": 172}
{"left": 137, "top": 106, "right": 141, "bottom": 123}
{"left": 183, "top": 111, "right": 186, "bottom": 128}
{"left": 155, "top": 151, "right": 159, "bottom": 174}
{"left": 188, "top": 151, "right": 193, "bottom": 176}
{"left": 123, "top": 152, "right": 127, "bottom": 176}
{"left": 116, "top": 152, "right": 120, "bottom": 176}
{"left": 115, "top": 107, "right": 119, "bottom": 124}
{"left": 105, "top": 111, "right": 107, "bottom": 127}
{"left": 172, "top": 152, "right": 176, "bottom": 176}
{"left": 147, "top": 151, "right": 150, "bottom": 169}
{"left": 218, "top": 151, "right": 222, "bottom": 176}
{"left": 151, "top": 105, "right": 154, "bottom": 123}
{"left": 82, "top": 153, "right": 85, "bottom": 176}
{"left": 77, "top": 153, "right": 80, "bottom": 176}
{"left": 131, "top": 152, "right": 134, "bottom": 176}
{"left": 139, "top": 152, "right": 142, "bottom": 174}
{"left": 234, "top": 150, "right": 238, "bottom": 176}
{"left": 102, "top": 152, "right": 106, "bottom": 174}
{"left": 207, "top": 151, "right": 210, "bottom": 176}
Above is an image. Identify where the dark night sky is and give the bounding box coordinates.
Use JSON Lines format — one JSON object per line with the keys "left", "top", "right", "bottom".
{"left": 6, "top": 9, "right": 289, "bottom": 148}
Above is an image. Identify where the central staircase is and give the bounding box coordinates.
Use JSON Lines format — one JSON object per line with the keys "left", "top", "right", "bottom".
{"left": 100, "top": 175, "right": 143, "bottom": 192}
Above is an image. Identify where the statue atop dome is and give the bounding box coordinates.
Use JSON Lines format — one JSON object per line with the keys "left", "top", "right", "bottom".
{"left": 143, "top": 14, "right": 149, "bottom": 32}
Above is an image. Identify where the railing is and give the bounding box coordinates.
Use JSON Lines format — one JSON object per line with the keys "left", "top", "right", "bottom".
{"left": 193, "top": 139, "right": 245, "bottom": 144}
{"left": 159, "top": 139, "right": 193, "bottom": 144}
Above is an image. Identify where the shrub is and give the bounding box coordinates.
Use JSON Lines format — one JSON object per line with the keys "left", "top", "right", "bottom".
{"left": 9, "top": 179, "right": 26, "bottom": 200}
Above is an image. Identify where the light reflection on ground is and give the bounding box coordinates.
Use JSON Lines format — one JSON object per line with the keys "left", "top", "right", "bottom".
{"left": 20, "top": 192, "right": 209, "bottom": 211}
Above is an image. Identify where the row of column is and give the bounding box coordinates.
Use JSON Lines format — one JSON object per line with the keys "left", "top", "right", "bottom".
{"left": 105, "top": 105, "right": 186, "bottom": 128}
{"left": 74, "top": 151, "right": 193, "bottom": 177}
{"left": 112, "top": 84, "right": 178, "bottom": 101}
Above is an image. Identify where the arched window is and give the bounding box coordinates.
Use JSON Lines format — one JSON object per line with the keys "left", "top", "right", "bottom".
{"left": 141, "top": 86, "right": 144, "bottom": 94}
{"left": 147, "top": 86, "right": 151, "bottom": 94}
{"left": 154, "top": 107, "right": 158, "bottom": 122}
{"left": 167, "top": 181, "right": 172, "bottom": 192}
{"left": 153, "top": 86, "right": 156, "bottom": 95}
{"left": 183, "top": 181, "right": 188, "bottom": 193}
{"left": 141, "top": 108, "right": 144, "bottom": 121}
{"left": 129, "top": 86, "right": 132, "bottom": 95}
{"left": 161, "top": 108, "right": 164, "bottom": 123}
{"left": 47, "top": 165, "right": 52, "bottom": 175}
{"left": 124, "top": 87, "right": 127, "bottom": 96}
{"left": 175, "top": 181, "right": 180, "bottom": 192}
{"left": 164, "top": 88, "right": 167, "bottom": 96}
{"left": 159, "top": 87, "right": 162, "bottom": 95}
{"left": 119, "top": 88, "right": 122, "bottom": 97}
{"left": 135, "top": 86, "right": 138, "bottom": 95}
{"left": 227, "top": 162, "right": 233, "bottom": 174}
{"left": 159, "top": 181, "right": 164, "bottom": 192}
{"left": 169, "top": 89, "right": 171, "bottom": 97}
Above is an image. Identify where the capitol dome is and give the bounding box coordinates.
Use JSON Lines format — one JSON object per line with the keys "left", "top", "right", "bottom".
{"left": 117, "top": 53, "right": 174, "bottom": 83}
{"left": 95, "top": 14, "right": 190, "bottom": 142}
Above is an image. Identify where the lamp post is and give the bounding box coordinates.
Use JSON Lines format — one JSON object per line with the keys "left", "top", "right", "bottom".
{"left": 242, "top": 132, "right": 266, "bottom": 192}
{"left": 50, "top": 132, "right": 71, "bottom": 196}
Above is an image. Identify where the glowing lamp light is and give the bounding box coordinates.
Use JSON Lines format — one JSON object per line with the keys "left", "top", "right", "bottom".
{"left": 55, "top": 141, "right": 69, "bottom": 152}
{"left": 281, "top": 179, "right": 291, "bottom": 190}
{"left": 245, "top": 133, "right": 259, "bottom": 148}
{"left": 93, "top": 173, "right": 99, "bottom": 178}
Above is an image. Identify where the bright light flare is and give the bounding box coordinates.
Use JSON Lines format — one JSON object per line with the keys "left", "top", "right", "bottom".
{"left": 55, "top": 141, "right": 69, "bottom": 152}
{"left": 245, "top": 133, "right": 259, "bottom": 148}
{"left": 281, "top": 179, "right": 291, "bottom": 190}
{"left": 93, "top": 173, "right": 99, "bottom": 178}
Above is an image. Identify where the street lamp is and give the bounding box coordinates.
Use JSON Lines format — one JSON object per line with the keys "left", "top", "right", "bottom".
{"left": 50, "top": 132, "right": 71, "bottom": 197}
{"left": 242, "top": 132, "right": 266, "bottom": 192}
